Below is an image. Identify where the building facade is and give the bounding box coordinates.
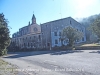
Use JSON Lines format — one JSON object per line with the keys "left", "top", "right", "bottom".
{"left": 11, "top": 14, "right": 42, "bottom": 49}
{"left": 11, "top": 14, "right": 86, "bottom": 50}
{"left": 41, "top": 17, "right": 86, "bottom": 49}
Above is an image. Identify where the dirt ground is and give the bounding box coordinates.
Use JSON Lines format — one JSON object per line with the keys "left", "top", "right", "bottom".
{"left": 0, "top": 58, "right": 26, "bottom": 75}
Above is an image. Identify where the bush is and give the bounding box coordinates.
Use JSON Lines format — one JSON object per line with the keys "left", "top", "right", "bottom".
{"left": 0, "top": 49, "right": 7, "bottom": 56}
{"left": 3, "top": 49, "right": 8, "bottom": 55}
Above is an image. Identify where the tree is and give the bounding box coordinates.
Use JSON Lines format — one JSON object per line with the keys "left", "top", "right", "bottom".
{"left": 59, "top": 36, "right": 65, "bottom": 46}
{"left": 0, "top": 13, "right": 10, "bottom": 56}
{"left": 89, "top": 16, "right": 100, "bottom": 41}
{"left": 62, "top": 26, "right": 83, "bottom": 47}
{"left": 79, "top": 14, "right": 100, "bottom": 41}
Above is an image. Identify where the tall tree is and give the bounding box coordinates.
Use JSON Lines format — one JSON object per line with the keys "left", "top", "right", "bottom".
{"left": 62, "top": 26, "right": 83, "bottom": 47}
{"left": 0, "top": 13, "right": 10, "bottom": 56}
{"left": 90, "top": 16, "right": 100, "bottom": 41}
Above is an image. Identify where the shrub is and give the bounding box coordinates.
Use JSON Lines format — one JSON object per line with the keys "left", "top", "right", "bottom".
{"left": 0, "top": 49, "right": 7, "bottom": 56}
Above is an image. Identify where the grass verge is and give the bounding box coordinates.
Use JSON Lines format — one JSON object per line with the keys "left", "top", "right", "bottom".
{"left": 75, "top": 42, "right": 100, "bottom": 50}
{"left": 0, "top": 58, "right": 18, "bottom": 75}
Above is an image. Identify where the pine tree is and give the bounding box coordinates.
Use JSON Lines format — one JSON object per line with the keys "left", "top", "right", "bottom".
{"left": 0, "top": 13, "right": 10, "bottom": 56}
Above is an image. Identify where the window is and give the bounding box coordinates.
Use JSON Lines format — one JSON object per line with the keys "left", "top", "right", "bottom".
{"left": 26, "top": 37, "right": 27, "bottom": 39}
{"left": 20, "top": 38, "right": 21, "bottom": 41}
{"left": 55, "top": 39, "right": 58, "bottom": 44}
{"left": 39, "top": 35, "right": 41, "bottom": 40}
{"left": 28, "top": 43, "right": 29, "bottom": 47}
{"left": 24, "top": 43, "right": 25, "bottom": 46}
{"left": 82, "top": 37, "right": 84, "bottom": 41}
{"left": 47, "top": 43, "right": 50, "bottom": 46}
{"left": 31, "top": 43, "right": 32, "bottom": 47}
{"left": 39, "top": 35, "right": 41, "bottom": 39}
{"left": 54, "top": 32, "right": 57, "bottom": 36}
{"left": 70, "top": 20, "right": 71, "bottom": 24}
{"left": 42, "top": 32, "right": 43, "bottom": 35}
{"left": 46, "top": 25, "right": 47, "bottom": 27}
{"left": 30, "top": 37, "right": 31, "bottom": 39}
{"left": 34, "top": 36, "right": 36, "bottom": 38}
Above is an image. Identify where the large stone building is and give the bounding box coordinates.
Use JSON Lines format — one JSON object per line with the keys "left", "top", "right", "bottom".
{"left": 41, "top": 17, "right": 86, "bottom": 49}
{"left": 11, "top": 14, "right": 42, "bottom": 49}
{"left": 11, "top": 14, "right": 86, "bottom": 50}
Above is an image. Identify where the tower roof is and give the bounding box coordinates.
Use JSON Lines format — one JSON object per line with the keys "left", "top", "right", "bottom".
{"left": 32, "top": 14, "right": 36, "bottom": 19}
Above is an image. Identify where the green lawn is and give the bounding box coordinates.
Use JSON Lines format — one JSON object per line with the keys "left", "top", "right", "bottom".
{"left": 75, "top": 42, "right": 100, "bottom": 50}
{"left": 80, "top": 43, "right": 100, "bottom": 47}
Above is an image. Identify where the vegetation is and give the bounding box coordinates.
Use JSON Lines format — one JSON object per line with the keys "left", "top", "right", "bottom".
{"left": 89, "top": 15, "right": 100, "bottom": 41}
{"left": 79, "top": 14, "right": 100, "bottom": 41}
{"left": 0, "top": 58, "right": 18, "bottom": 75}
{"left": 81, "top": 43, "right": 100, "bottom": 47}
{"left": 0, "top": 13, "right": 10, "bottom": 56}
{"left": 62, "top": 26, "right": 83, "bottom": 47}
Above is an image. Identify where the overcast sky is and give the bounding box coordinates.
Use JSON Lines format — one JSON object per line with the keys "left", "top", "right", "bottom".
{"left": 0, "top": 0, "right": 100, "bottom": 37}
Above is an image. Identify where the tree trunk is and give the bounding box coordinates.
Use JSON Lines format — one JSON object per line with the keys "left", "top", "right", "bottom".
{"left": 68, "top": 39, "right": 74, "bottom": 47}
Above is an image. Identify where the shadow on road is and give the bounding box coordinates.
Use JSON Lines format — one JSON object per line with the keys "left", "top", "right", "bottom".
{"left": 4, "top": 50, "right": 83, "bottom": 58}
{"left": 50, "top": 50, "right": 83, "bottom": 55}
{"left": 89, "top": 51, "right": 100, "bottom": 54}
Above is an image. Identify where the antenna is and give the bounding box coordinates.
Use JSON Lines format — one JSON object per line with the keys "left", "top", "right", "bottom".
{"left": 59, "top": 1, "right": 62, "bottom": 19}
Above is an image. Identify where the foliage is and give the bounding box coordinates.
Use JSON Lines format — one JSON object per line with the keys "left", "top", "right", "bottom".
{"left": 79, "top": 14, "right": 100, "bottom": 41}
{"left": 80, "top": 14, "right": 100, "bottom": 27}
{"left": 89, "top": 16, "right": 100, "bottom": 39}
{"left": 59, "top": 35, "right": 65, "bottom": 46}
{"left": 0, "top": 13, "right": 10, "bottom": 56}
{"left": 62, "top": 26, "right": 83, "bottom": 47}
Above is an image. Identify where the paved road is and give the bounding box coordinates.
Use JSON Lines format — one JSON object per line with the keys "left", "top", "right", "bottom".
{"left": 2, "top": 50, "right": 100, "bottom": 75}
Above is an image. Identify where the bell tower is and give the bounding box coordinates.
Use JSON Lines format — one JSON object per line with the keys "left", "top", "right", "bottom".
{"left": 32, "top": 14, "right": 36, "bottom": 24}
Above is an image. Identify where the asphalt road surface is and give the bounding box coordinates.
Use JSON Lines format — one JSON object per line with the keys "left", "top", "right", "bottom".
{"left": 2, "top": 50, "right": 100, "bottom": 75}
